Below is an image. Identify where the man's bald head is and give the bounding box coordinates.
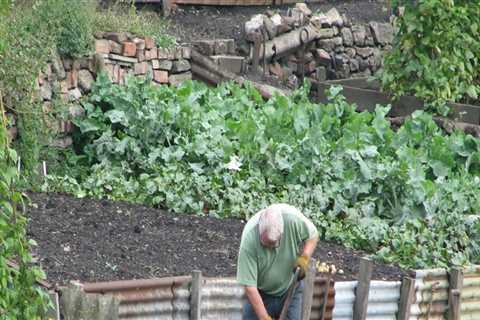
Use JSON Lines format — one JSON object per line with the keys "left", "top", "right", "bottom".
{"left": 258, "top": 205, "right": 284, "bottom": 248}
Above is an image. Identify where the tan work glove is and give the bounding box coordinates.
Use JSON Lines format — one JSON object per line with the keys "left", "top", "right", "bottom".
{"left": 294, "top": 254, "right": 309, "bottom": 280}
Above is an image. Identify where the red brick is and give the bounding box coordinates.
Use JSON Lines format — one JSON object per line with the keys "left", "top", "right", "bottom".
{"left": 123, "top": 42, "right": 137, "bottom": 57}
{"left": 119, "top": 68, "right": 125, "bottom": 85}
{"left": 153, "top": 70, "right": 169, "bottom": 83}
{"left": 133, "top": 38, "right": 146, "bottom": 50}
{"left": 144, "top": 37, "right": 155, "bottom": 49}
{"left": 95, "top": 39, "right": 110, "bottom": 54}
{"left": 145, "top": 48, "right": 158, "bottom": 61}
{"left": 134, "top": 62, "right": 149, "bottom": 75}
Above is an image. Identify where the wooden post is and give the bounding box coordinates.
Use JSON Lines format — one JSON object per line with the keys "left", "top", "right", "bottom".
{"left": 190, "top": 270, "right": 202, "bottom": 320}
{"left": 320, "top": 273, "right": 332, "bottom": 320}
{"left": 353, "top": 258, "right": 373, "bottom": 320}
{"left": 448, "top": 268, "right": 463, "bottom": 320}
{"left": 301, "top": 259, "right": 316, "bottom": 320}
{"left": 397, "top": 277, "right": 416, "bottom": 320}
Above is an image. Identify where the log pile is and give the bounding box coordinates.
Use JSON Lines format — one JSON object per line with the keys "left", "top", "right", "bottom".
{"left": 244, "top": 3, "right": 396, "bottom": 87}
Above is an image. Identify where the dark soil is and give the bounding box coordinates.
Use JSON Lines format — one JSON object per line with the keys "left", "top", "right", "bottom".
{"left": 26, "top": 192, "right": 412, "bottom": 286}
{"left": 165, "top": 0, "right": 392, "bottom": 45}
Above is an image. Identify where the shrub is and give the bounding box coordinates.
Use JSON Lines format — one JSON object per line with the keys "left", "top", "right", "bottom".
{"left": 379, "top": 1, "right": 480, "bottom": 115}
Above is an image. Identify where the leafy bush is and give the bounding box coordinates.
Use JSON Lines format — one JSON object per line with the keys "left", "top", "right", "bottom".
{"left": 45, "top": 75, "right": 480, "bottom": 269}
{"left": 0, "top": 97, "right": 51, "bottom": 319}
{"left": 379, "top": 1, "right": 480, "bottom": 115}
{"left": 36, "top": 0, "right": 95, "bottom": 58}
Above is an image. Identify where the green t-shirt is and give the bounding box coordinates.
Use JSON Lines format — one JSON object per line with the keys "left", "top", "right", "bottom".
{"left": 236, "top": 204, "right": 318, "bottom": 296}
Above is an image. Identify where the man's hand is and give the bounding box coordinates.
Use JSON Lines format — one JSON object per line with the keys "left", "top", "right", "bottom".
{"left": 261, "top": 316, "right": 273, "bottom": 320}
{"left": 294, "top": 254, "right": 309, "bottom": 280}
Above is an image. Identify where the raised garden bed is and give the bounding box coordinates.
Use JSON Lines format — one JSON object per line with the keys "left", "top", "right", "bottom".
{"left": 314, "top": 77, "right": 480, "bottom": 126}
{"left": 26, "top": 192, "right": 412, "bottom": 286}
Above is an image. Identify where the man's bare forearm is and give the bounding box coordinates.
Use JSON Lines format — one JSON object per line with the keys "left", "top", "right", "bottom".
{"left": 244, "top": 286, "right": 269, "bottom": 319}
{"left": 302, "top": 236, "right": 318, "bottom": 258}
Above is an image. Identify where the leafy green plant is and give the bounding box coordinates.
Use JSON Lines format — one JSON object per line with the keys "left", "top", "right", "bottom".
{"left": 44, "top": 75, "right": 480, "bottom": 269}
{"left": 379, "top": 1, "right": 480, "bottom": 115}
{"left": 0, "top": 94, "right": 51, "bottom": 319}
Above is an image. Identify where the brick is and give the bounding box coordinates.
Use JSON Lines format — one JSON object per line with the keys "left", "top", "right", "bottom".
{"left": 210, "top": 55, "right": 244, "bottom": 74}
{"left": 119, "top": 68, "right": 125, "bottom": 85}
{"left": 152, "top": 59, "right": 173, "bottom": 71}
{"left": 78, "top": 70, "right": 94, "bottom": 92}
{"left": 133, "top": 38, "right": 146, "bottom": 50}
{"left": 134, "top": 62, "right": 149, "bottom": 75}
{"left": 113, "top": 64, "right": 120, "bottom": 83}
{"left": 59, "top": 80, "right": 69, "bottom": 93}
{"left": 109, "top": 40, "right": 123, "bottom": 54}
{"left": 153, "top": 70, "right": 169, "bottom": 83}
{"left": 58, "top": 120, "right": 74, "bottom": 133}
{"left": 171, "top": 59, "right": 191, "bottom": 73}
{"left": 63, "top": 58, "right": 73, "bottom": 71}
{"left": 193, "top": 40, "right": 215, "bottom": 56}
{"left": 145, "top": 48, "right": 158, "bottom": 60}
{"left": 68, "top": 88, "right": 82, "bottom": 101}
{"left": 123, "top": 42, "right": 137, "bottom": 57}
{"left": 144, "top": 37, "right": 155, "bottom": 49}
{"left": 95, "top": 39, "right": 111, "bottom": 54}
{"left": 104, "top": 64, "right": 115, "bottom": 81}
{"left": 157, "top": 48, "right": 175, "bottom": 59}
{"left": 181, "top": 46, "right": 191, "bottom": 59}
{"left": 214, "top": 39, "right": 235, "bottom": 55}
{"left": 108, "top": 54, "right": 138, "bottom": 64}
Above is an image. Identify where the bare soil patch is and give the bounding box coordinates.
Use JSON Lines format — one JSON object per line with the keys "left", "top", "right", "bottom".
{"left": 26, "top": 192, "right": 412, "bottom": 286}
{"left": 165, "top": 0, "right": 392, "bottom": 44}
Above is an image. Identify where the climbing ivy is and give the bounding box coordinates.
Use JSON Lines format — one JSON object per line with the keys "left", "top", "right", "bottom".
{"left": 0, "top": 94, "right": 51, "bottom": 319}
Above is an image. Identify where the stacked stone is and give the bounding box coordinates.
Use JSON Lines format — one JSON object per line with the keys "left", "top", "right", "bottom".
{"left": 244, "top": 4, "right": 395, "bottom": 82}
{"left": 192, "top": 39, "right": 244, "bottom": 74}
{"left": 31, "top": 32, "right": 192, "bottom": 148}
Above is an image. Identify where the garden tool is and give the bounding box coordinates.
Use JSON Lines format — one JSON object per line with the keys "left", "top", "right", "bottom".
{"left": 278, "top": 267, "right": 301, "bottom": 320}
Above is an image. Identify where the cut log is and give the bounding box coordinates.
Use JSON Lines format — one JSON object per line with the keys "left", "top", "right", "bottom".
{"left": 255, "top": 23, "right": 324, "bottom": 61}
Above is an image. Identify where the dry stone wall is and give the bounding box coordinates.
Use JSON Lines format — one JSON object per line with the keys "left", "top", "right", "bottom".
{"left": 8, "top": 32, "right": 192, "bottom": 148}
{"left": 244, "top": 4, "right": 395, "bottom": 87}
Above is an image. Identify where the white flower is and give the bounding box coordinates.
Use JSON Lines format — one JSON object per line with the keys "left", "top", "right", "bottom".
{"left": 226, "top": 155, "right": 242, "bottom": 172}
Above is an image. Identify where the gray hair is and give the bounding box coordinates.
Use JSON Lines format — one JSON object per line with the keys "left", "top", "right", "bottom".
{"left": 258, "top": 204, "right": 284, "bottom": 243}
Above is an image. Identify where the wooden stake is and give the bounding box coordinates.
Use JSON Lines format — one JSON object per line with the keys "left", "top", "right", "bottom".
{"left": 190, "top": 270, "right": 202, "bottom": 320}
{"left": 353, "top": 258, "right": 373, "bottom": 320}
{"left": 397, "top": 277, "right": 415, "bottom": 320}
{"left": 301, "top": 259, "right": 316, "bottom": 320}
{"left": 448, "top": 268, "right": 463, "bottom": 320}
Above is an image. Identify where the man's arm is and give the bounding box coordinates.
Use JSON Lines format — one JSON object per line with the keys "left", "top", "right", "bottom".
{"left": 302, "top": 235, "right": 319, "bottom": 259}
{"left": 244, "top": 286, "right": 270, "bottom": 320}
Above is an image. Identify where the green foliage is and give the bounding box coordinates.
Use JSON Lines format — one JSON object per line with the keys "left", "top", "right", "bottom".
{"left": 36, "top": 0, "right": 95, "bottom": 58}
{"left": 45, "top": 76, "right": 480, "bottom": 269}
{"left": 94, "top": 1, "right": 176, "bottom": 48}
{"left": 0, "top": 97, "right": 51, "bottom": 319}
{"left": 0, "top": 1, "right": 58, "bottom": 176}
{"left": 379, "top": 1, "right": 480, "bottom": 115}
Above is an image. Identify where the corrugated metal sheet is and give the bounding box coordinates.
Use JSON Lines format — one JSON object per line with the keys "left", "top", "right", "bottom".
{"left": 332, "top": 281, "right": 356, "bottom": 320}
{"left": 410, "top": 268, "right": 449, "bottom": 320}
{"left": 332, "top": 281, "right": 401, "bottom": 320}
{"left": 83, "top": 276, "right": 191, "bottom": 320}
{"left": 461, "top": 266, "right": 480, "bottom": 320}
{"left": 201, "top": 278, "right": 245, "bottom": 320}
{"left": 310, "top": 277, "right": 335, "bottom": 320}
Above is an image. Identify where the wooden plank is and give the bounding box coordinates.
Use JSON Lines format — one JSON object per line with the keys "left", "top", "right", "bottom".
{"left": 190, "top": 270, "right": 202, "bottom": 320}
{"left": 353, "top": 258, "right": 373, "bottom": 320}
{"left": 397, "top": 277, "right": 415, "bottom": 320}
{"left": 173, "top": 0, "right": 273, "bottom": 4}
{"left": 301, "top": 259, "right": 316, "bottom": 320}
{"left": 448, "top": 268, "right": 463, "bottom": 320}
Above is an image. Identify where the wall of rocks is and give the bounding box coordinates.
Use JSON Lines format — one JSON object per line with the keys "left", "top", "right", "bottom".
{"left": 244, "top": 4, "right": 395, "bottom": 87}
{"left": 7, "top": 32, "right": 192, "bottom": 148}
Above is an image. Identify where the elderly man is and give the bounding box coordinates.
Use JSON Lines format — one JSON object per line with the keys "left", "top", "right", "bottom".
{"left": 237, "top": 203, "right": 319, "bottom": 320}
